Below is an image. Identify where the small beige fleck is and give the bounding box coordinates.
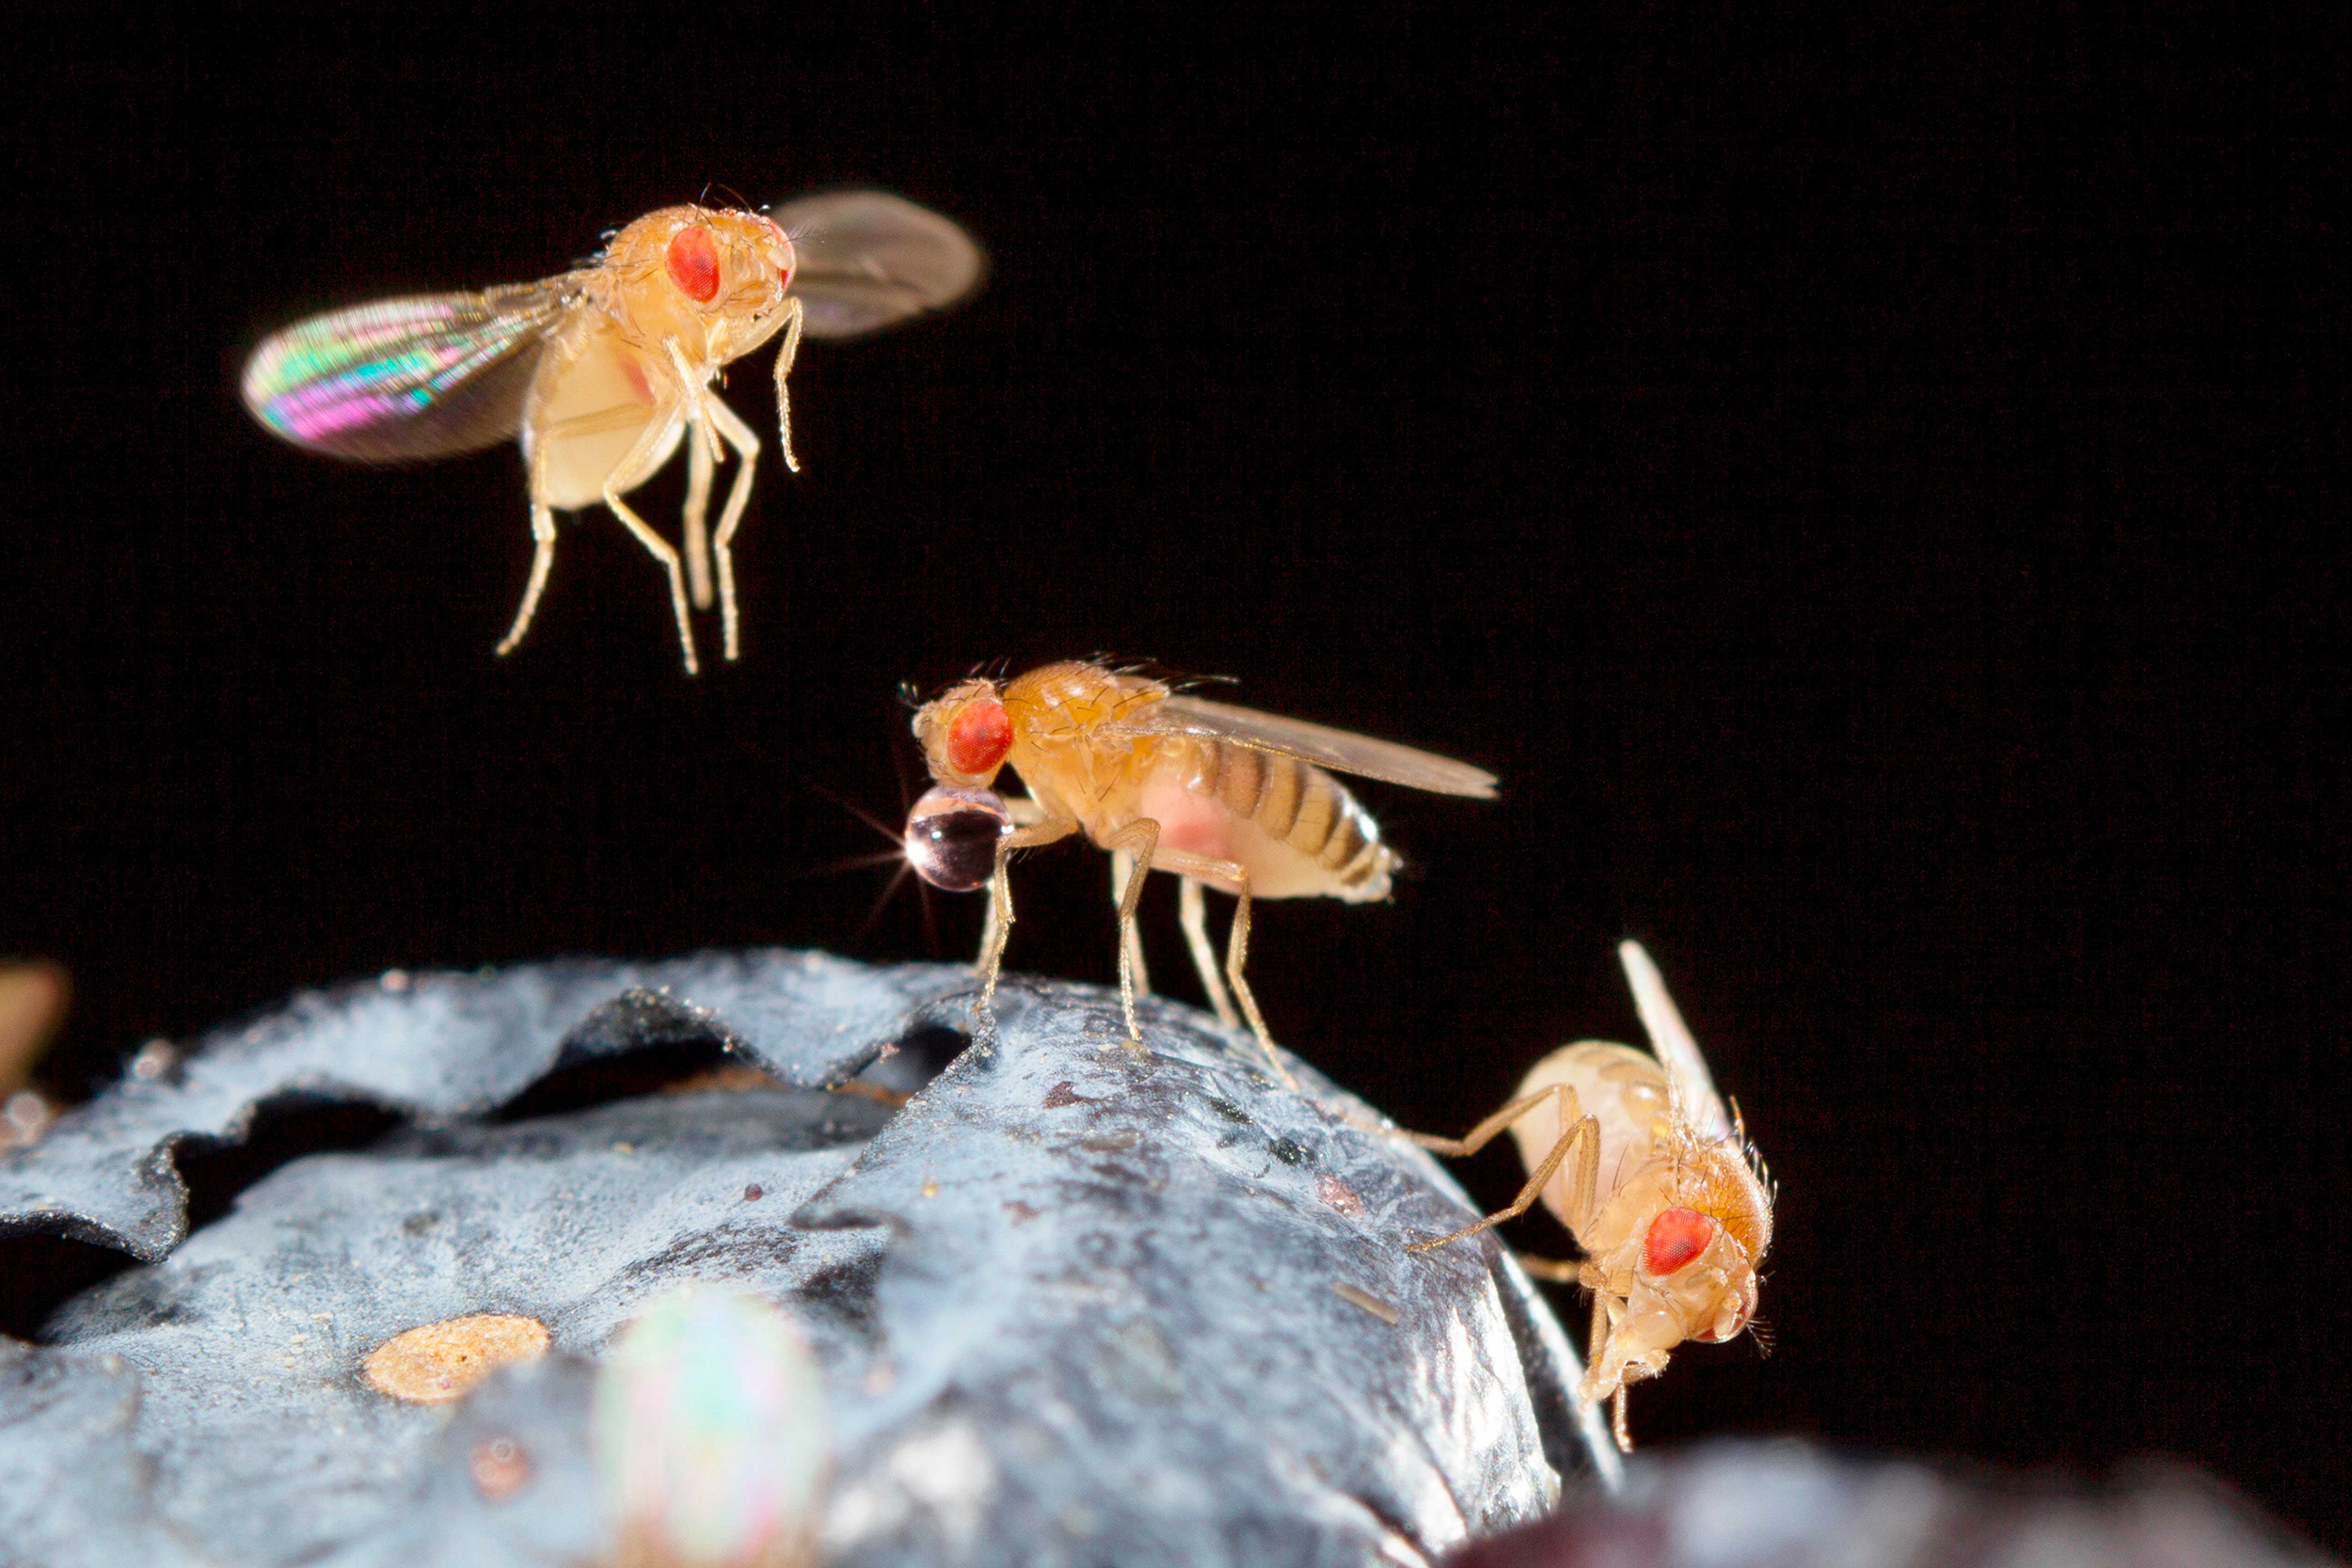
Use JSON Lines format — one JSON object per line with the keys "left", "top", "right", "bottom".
{"left": 1316, "top": 1174, "right": 1365, "bottom": 1217}
{"left": 1332, "top": 1282, "right": 1400, "bottom": 1325}
{"left": 920, "top": 1178, "right": 940, "bottom": 1198}
{"left": 362, "top": 1313, "right": 550, "bottom": 1404}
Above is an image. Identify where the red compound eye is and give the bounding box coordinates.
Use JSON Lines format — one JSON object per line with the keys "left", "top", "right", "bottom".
{"left": 946, "top": 700, "right": 1012, "bottom": 776}
{"left": 665, "top": 226, "right": 721, "bottom": 302}
{"left": 1642, "top": 1208, "right": 1715, "bottom": 1276}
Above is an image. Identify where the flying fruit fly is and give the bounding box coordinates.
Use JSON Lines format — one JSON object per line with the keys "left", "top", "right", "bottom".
{"left": 1405, "top": 942, "right": 1773, "bottom": 1452}
{"left": 240, "top": 191, "right": 985, "bottom": 673}
{"left": 904, "top": 660, "right": 1497, "bottom": 1087}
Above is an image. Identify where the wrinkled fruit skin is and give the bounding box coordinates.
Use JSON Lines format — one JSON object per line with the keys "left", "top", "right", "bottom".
{"left": 1, "top": 953, "right": 1613, "bottom": 1567}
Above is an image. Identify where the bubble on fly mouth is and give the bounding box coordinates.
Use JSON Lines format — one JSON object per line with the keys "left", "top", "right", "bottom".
{"left": 905, "top": 784, "right": 1013, "bottom": 893}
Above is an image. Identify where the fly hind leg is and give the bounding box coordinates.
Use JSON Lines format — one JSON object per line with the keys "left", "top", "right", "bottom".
{"left": 1131, "top": 846, "right": 1291, "bottom": 1090}
{"left": 495, "top": 497, "right": 559, "bottom": 658}
{"left": 596, "top": 397, "right": 701, "bottom": 673}
{"left": 507, "top": 403, "right": 659, "bottom": 658}
{"left": 1179, "top": 875, "right": 1238, "bottom": 1027}
{"left": 1403, "top": 1084, "right": 1601, "bottom": 1255}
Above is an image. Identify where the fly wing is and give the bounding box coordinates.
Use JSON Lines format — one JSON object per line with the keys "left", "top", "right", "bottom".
{"left": 1619, "top": 941, "right": 1735, "bottom": 1146}
{"left": 1125, "top": 693, "right": 1499, "bottom": 798}
{"left": 769, "top": 190, "right": 987, "bottom": 340}
{"left": 240, "top": 277, "right": 583, "bottom": 463}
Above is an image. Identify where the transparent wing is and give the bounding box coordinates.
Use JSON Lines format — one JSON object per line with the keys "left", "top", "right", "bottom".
{"left": 239, "top": 276, "right": 584, "bottom": 463}
{"left": 1619, "top": 941, "right": 1734, "bottom": 1145}
{"left": 1122, "top": 693, "right": 1499, "bottom": 798}
{"left": 769, "top": 190, "right": 987, "bottom": 340}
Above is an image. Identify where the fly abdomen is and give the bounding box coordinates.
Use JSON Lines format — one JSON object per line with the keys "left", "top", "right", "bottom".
{"left": 1208, "top": 742, "right": 1398, "bottom": 900}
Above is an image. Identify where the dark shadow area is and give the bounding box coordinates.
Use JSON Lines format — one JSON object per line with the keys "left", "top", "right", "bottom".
{"left": 0, "top": 1233, "right": 137, "bottom": 1341}
{"left": 491, "top": 1037, "right": 743, "bottom": 1123}
{"left": 853, "top": 1022, "right": 970, "bottom": 1097}
{"left": 179, "top": 1096, "right": 406, "bottom": 1232}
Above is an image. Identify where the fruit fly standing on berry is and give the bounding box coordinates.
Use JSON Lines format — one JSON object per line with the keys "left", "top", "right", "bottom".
{"left": 902, "top": 660, "right": 1497, "bottom": 1085}
{"left": 1406, "top": 942, "right": 1773, "bottom": 1452}
{"left": 241, "top": 191, "right": 984, "bottom": 673}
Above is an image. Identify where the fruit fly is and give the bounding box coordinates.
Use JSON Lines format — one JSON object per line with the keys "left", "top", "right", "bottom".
{"left": 240, "top": 191, "right": 985, "bottom": 673}
{"left": 1406, "top": 942, "right": 1772, "bottom": 1452}
{"left": 904, "top": 660, "right": 1497, "bottom": 1086}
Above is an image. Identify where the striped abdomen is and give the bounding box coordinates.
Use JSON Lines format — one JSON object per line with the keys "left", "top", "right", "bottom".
{"left": 1143, "top": 736, "right": 1401, "bottom": 903}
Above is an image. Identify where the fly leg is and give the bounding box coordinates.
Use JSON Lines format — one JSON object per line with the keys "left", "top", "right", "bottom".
{"left": 975, "top": 814, "right": 1078, "bottom": 1013}
{"left": 770, "top": 296, "right": 804, "bottom": 474}
{"left": 977, "top": 795, "right": 1048, "bottom": 972}
{"left": 501, "top": 403, "right": 662, "bottom": 658}
{"left": 661, "top": 339, "right": 730, "bottom": 619}
{"left": 1099, "top": 819, "right": 1166, "bottom": 1051}
{"left": 599, "top": 402, "right": 701, "bottom": 673}
{"left": 1404, "top": 1086, "right": 1600, "bottom": 1254}
{"left": 1584, "top": 1295, "right": 1635, "bottom": 1453}
{"left": 701, "top": 395, "right": 763, "bottom": 662}
{"left": 1132, "top": 847, "right": 1290, "bottom": 1090}
{"left": 1112, "top": 850, "right": 1152, "bottom": 1000}
{"left": 497, "top": 489, "right": 559, "bottom": 657}
{"left": 681, "top": 418, "right": 715, "bottom": 610}
{"left": 1178, "top": 876, "right": 1238, "bottom": 1028}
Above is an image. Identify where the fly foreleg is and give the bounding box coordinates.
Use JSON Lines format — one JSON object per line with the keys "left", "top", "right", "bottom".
{"left": 976, "top": 814, "right": 1079, "bottom": 1013}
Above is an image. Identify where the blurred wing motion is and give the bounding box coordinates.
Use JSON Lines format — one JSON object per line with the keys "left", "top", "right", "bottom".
{"left": 1619, "top": 941, "right": 1735, "bottom": 1145}
{"left": 240, "top": 277, "right": 584, "bottom": 463}
{"left": 1128, "top": 693, "right": 1500, "bottom": 798}
{"left": 770, "top": 190, "right": 987, "bottom": 340}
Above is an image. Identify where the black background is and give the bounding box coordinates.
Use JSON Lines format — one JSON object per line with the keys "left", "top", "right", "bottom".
{"left": 7, "top": 3, "right": 2344, "bottom": 1552}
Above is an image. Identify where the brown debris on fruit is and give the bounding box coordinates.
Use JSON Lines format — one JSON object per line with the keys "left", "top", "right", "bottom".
{"left": 362, "top": 1313, "right": 551, "bottom": 1404}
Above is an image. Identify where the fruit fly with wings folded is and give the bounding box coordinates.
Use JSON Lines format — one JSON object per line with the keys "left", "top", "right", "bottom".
{"left": 1405, "top": 942, "right": 1773, "bottom": 1452}
{"left": 899, "top": 660, "right": 1497, "bottom": 1086}
{"left": 241, "top": 191, "right": 985, "bottom": 673}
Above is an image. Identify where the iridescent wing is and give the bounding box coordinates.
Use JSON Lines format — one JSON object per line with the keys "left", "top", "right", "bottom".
{"left": 1121, "top": 693, "right": 1500, "bottom": 798}
{"left": 1618, "top": 941, "right": 1735, "bottom": 1146}
{"left": 769, "top": 191, "right": 987, "bottom": 341}
{"left": 240, "top": 276, "right": 585, "bottom": 463}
